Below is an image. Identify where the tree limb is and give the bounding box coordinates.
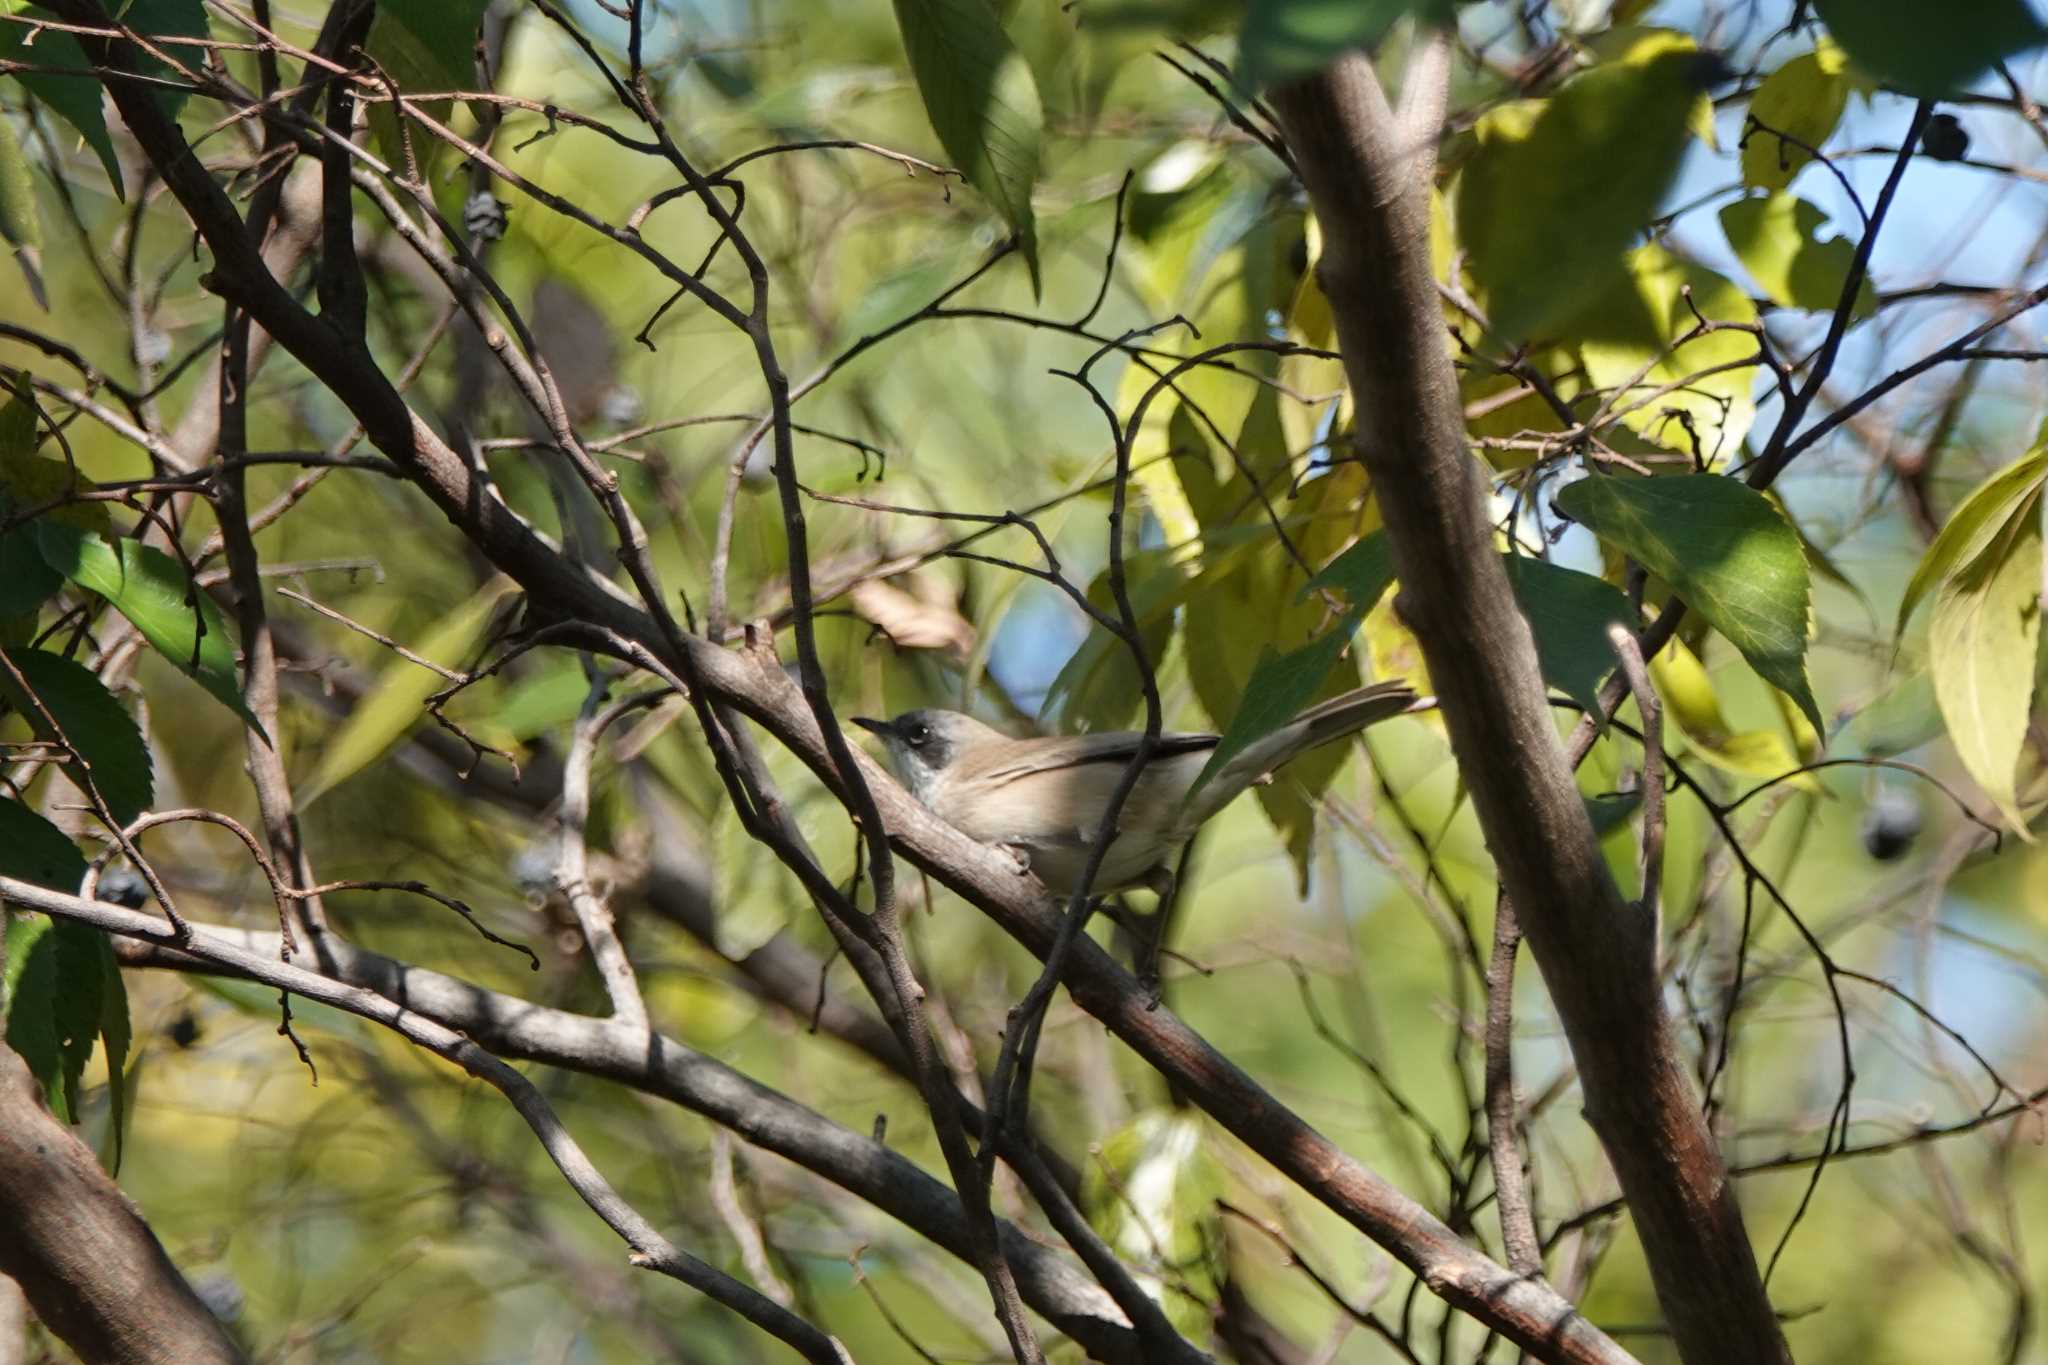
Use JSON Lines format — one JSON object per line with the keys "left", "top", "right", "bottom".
{"left": 1267, "top": 49, "right": 1788, "bottom": 1365}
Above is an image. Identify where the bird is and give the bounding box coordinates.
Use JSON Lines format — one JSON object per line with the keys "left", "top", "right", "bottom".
{"left": 852, "top": 681, "right": 1416, "bottom": 900}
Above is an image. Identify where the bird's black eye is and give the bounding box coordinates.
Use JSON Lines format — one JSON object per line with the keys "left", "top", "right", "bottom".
{"left": 905, "top": 721, "right": 931, "bottom": 747}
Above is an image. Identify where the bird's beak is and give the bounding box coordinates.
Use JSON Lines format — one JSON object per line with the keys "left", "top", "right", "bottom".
{"left": 849, "top": 716, "right": 889, "bottom": 738}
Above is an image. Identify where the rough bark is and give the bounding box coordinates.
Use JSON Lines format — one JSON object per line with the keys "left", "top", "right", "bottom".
{"left": 1267, "top": 50, "right": 1789, "bottom": 1365}
{"left": 0, "top": 1045, "right": 246, "bottom": 1365}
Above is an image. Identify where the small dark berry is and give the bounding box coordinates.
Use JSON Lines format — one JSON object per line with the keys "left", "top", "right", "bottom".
{"left": 99, "top": 866, "right": 151, "bottom": 909}
{"left": 1922, "top": 114, "right": 1969, "bottom": 162}
{"left": 168, "top": 1011, "right": 201, "bottom": 1049}
{"left": 1860, "top": 787, "right": 1923, "bottom": 861}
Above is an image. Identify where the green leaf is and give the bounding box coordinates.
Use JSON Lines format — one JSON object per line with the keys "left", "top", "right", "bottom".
{"left": 1574, "top": 244, "right": 1760, "bottom": 461}
{"left": 1081, "top": 1111, "right": 1222, "bottom": 1343}
{"left": 3, "top": 912, "right": 108, "bottom": 1123}
{"left": 0, "top": 518, "right": 62, "bottom": 617}
{"left": 94, "top": 925, "right": 129, "bottom": 1168}
{"left": 1813, "top": 0, "right": 2045, "bottom": 99}
{"left": 364, "top": 0, "right": 490, "bottom": 178}
{"left": 1647, "top": 633, "right": 1819, "bottom": 786}
{"left": 0, "top": 797, "right": 89, "bottom": 892}
{"left": 0, "top": 648, "right": 153, "bottom": 825}
{"left": 300, "top": 579, "right": 515, "bottom": 804}
{"left": 1556, "top": 473, "right": 1822, "bottom": 733}
{"left": 1189, "top": 607, "right": 1361, "bottom": 797}
{"left": 1719, "top": 193, "right": 1874, "bottom": 317}
{"left": 1235, "top": 0, "right": 1455, "bottom": 92}
{"left": 1740, "top": 41, "right": 1852, "bottom": 192}
{"left": 0, "top": 6, "right": 125, "bottom": 196}
{"left": 1302, "top": 529, "right": 1394, "bottom": 611}
{"left": 32, "top": 524, "right": 261, "bottom": 735}
{"left": 1897, "top": 435, "right": 2048, "bottom": 634}
{"left": 1501, "top": 555, "right": 1636, "bottom": 715}
{"left": 0, "top": 108, "right": 45, "bottom": 309}
{"left": 891, "top": 0, "right": 1044, "bottom": 290}
{"left": 1929, "top": 488, "right": 2041, "bottom": 832}
{"left": 1458, "top": 30, "right": 1708, "bottom": 341}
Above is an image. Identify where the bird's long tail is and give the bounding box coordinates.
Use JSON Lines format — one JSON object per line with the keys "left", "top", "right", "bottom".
{"left": 1185, "top": 680, "right": 1417, "bottom": 831}
{"left": 1286, "top": 680, "right": 1418, "bottom": 753}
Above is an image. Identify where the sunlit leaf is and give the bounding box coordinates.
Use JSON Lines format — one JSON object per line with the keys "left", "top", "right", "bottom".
{"left": 1557, "top": 473, "right": 1822, "bottom": 733}
{"left": 33, "top": 524, "right": 259, "bottom": 735}
{"left": 0, "top": 648, "right": 153, "bottom": 825}
{"left": 1502, "top": 554, "right": 1636, "bottom": 715}
{"left": 891, "top": 0, "right": 1044, "bottom": 289}
{"left": 1929, "top": 487, "right": 2041, "bottom": 832}
{"left": 1458, "top": 31, "right": 1708, "bottom": 341}
{"left": 1719, "top": 193, "right": 1874, "bottom": 317}
{"left": 1897, "top": 433, "right": 2048, "bottom": 633}
{"left": 1740, "top": 40, "right": 1852, "bottom": 191}
{"left": 1813, "top": 0, "right": 2045, "bottom": 98}
{"left": 1647, "top": 632, "right": 1818, "bottom": 786}
{"left": 1082, "top": 1111, "right": 1222, "bottom": 1343}
{"left": 300, "top": 578, "right": 516, "bottom": 804}
{"left": 1574, "top": 244, "right": 1760, "bottom": 461}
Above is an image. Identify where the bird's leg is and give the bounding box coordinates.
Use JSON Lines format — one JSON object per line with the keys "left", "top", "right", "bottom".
{"left": 1135, "top": 860, "right": 1185, "bottom": 1008}
{"left": 997, "top": 843, "right": 1034, "bottom": 876}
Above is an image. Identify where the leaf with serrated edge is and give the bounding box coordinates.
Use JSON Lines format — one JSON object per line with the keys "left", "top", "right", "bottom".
{"left": 1929, "top": 488, "right": 2041, "bottom": 834}
{"left": 0, "top": 648, "right": 153, "bottom": 825}
{"left": 1558, "top": 473, "right": 1822, "bottom": 733}
{"left": 32, "top": 524, "right": 262, "bottom": 736}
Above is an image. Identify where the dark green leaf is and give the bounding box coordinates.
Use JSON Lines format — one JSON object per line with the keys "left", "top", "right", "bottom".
{"left": 0, "top": 517, "right": 61, "bottom": 615}
{"left": 0, "top": 797, "right": 88, "bottom": 892}
{"left": 2, "top": 912, "right": 107, "bottom": 1123}
{"left": 95, "top": 926, "right": 129, "bottom": 1168}
{"left": 1189, "top": 607, "right": 1361, "bottom": 796}
{"left": 32, "top": 524, "right": 261, "bottom": 736}
{"left": 1556, "top": 473, "right": 1822, "bottom": 732}
{"left": 891, "top": 0, "right": 1044, "bottom": 290}
{"left": 1813, "top": 0, "right": 2045, "bottom": 98}
{"left": 1502, "top": 555, "right": 1637, "bottom": 715}
{"left": 1585, "top": 788, "right": 1642, "bottom": 836}
{"left": 364, "top": 0, "right": 490, "bottom": 177}
{"left": 0, "top": 107, "right": 45, "bottom": 308}
{"left": 1459, "top": 31, "right": 1708, "bottom": 340}
{"left": 0, "top": 8, "right": 125, "bottom": 196}
{"left": 1235, "top": 0, "right": 1454, "bottom": 92}
{"left": 1302, "top": 529, "right": 1394, "bottom": 611}
{"left": 0, "top": 648, "right": 153, "bottom": 825}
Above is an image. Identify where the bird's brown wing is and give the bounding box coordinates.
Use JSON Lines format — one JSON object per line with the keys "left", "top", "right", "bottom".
{"left": 970, "top": 730, "right": 1219, "bottom": 788}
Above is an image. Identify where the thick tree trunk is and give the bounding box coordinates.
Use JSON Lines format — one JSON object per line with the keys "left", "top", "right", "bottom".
{"left": 0, "top": 1045, "right": 247, "bottom": 1364}
{"left": 1269, "top": 50, "right": 1791, "bottom": 1365}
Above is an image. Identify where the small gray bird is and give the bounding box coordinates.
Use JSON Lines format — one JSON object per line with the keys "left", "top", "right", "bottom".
{"left": 853, "top": 681, "right": 1415, "bottom": 899}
